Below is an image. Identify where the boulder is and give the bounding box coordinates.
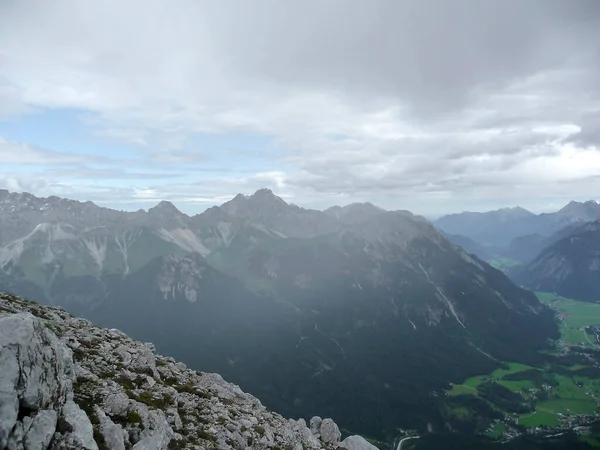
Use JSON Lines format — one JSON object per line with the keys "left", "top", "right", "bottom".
{"left": 0, "top": 313, "right": 76, "bottom": 449}
{"left": 341, "top": 435, "right": 380, "bottom": 450}
{"left": 320, "top": 418, "right": 341, "bottom": 445}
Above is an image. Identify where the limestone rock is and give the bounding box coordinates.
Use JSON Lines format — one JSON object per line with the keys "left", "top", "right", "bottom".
{"left": 0, "top": 293, "right": 379, "bottom": 450}
{"left": 23, "top": 410, "right": 57, "bottom": 450}
{"left": 340, "top": 435, "right": 379, "bottom": 450}
{"left": 310, "top": 416, "right": 322, "bottom": 437}
{"left": 320, "top": 418, "right": 341, "bottom": 444}
{"left": 95, "top": 407, "right": 126, "bottom": 450}
{"left": 60, "top": 399, "right": 98, "bottom": 450}
{"left": 0, "top": 313, "right": 74, "bottom": 449}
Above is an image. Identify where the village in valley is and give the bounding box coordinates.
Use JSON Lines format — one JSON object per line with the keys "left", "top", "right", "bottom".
{"left": 443, "top": 293, "right": 600, "bottom": 445}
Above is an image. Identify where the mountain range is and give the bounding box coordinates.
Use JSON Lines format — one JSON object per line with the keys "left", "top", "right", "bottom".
{"left": 435, "top": 201, "right": 600, "bottom": 248}
{"left": 513, "top": 221, "right": 600, "bottom": 303}
{"left": 0, "top": 188, "right": 559, "bottom": 441}
{"left": 434, "top": 201, "right": 600, "bottom": 271}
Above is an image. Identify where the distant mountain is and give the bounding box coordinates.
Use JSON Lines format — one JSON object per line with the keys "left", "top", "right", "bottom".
{"left": 435, "top": 201, "right": 600, "bottom": 247}
{"left": 514, "top": 221, "right": 600, "bottom": 302}
{"left": 211, "top": 188, "right": 339, "bottom": 238}
{"left": 324, "top": 202, "right": 386, "bottom": 223}
{"left": 502, "top": 221, "right": 594, "bottom": 266}
{"left": 556, "top": 200, "right": 600, "bottom": 222}
{"left": 503, "top": 234, "right": 549, "bottom": 265}
{"left": 434, "top": 207, "right": 535, "bottom": 246}
{"left": 0, "top": 188, "right": 559, "bottom": 441}
{"left": 443, "top": 232, "right": 498, "bottom": 261}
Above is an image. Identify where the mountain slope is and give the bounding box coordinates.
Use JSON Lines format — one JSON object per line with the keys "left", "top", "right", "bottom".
{"left": 514, "top": 221, "right": 600, "bottom": 302}
{"left": 555, "top": 200, "right": 600, "bottom": 222}
{"left": 204, "top": 210, "right": 558, "bottom": 436}
{"left": 443, "top": 232, "right": 498, "bottom": 261}
{"left": 0, "top": 292, "right": 374, "bottom": 450}
{"left": 209, "top": 189, "right": 339, "bottom": 238}
{"left": 0, "top": 189, "right": 559, "bottom": 441}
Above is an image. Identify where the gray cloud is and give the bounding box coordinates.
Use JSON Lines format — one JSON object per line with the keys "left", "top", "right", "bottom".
{"left": 0, "top": 137, "right": 92, "bottom": 165}
{"left": 1, "top": 0, "right": 600, "bottom": 214}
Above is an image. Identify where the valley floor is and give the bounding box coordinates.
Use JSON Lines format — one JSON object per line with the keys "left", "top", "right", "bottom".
{"left": 438, "top": 292, "right": 600, "bottom": 447}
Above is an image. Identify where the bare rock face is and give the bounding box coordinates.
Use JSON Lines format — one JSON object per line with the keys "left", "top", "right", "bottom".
{"left": 319, "top": 419, "right": 342, "bottom": 445}
{"left": 310, "top": 416, "right": 322, "bottom": 438}
{"left": 340, "top": 435, "right": 379, "bottom": 450}
{"left": 0, "top": 311, "right": 97, "bottom": 450}
{"left": 0, "top": 293, "right": 378, "bottom": 450}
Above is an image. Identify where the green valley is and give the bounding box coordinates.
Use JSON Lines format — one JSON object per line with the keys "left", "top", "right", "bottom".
{"left": 537, "top": 292, "right": 600, "bottom": 347}
{"left": 489, "top": 257, "right": 521, "bottom": 273}
{"left": 441, "top": 292, "right": 600, "bottom": 443}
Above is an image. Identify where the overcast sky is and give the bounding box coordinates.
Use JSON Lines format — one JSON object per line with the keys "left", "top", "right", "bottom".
{"left": 1, "top": 0, "right": 600, "bottom": 216}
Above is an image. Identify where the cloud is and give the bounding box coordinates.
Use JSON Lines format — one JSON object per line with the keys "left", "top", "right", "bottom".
{"left": 1, "top": 0, "right": 600, "bottom": 214}
{"left": 0, "top": 136, "right": 91, "bottom": 165}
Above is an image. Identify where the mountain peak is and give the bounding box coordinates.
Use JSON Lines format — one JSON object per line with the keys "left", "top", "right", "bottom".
{"left": 560, "top": 199, "right": 596, "bottom": 209}
{"left": 252, "top": 188, "right": 275, "bottom": 197}
{"left": 220, "top": 188, "right": 289, "bottom": 217}
{"left": 557, "top": 199, "right": 600, "bottom": 221}
{"left": 495, "top": 206, "right": 534, "bottom": 217}
{"left": 325, "top": 202, "right": 385, "bottom": 221}
{"left": 148, "top": 200, "right": 182, "bottom": 215}
{"left": 250, "top": 188, "right": 289, "bottom": 206}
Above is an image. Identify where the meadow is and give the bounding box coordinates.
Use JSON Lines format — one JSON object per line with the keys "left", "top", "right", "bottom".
{"left": 536, "top": 292, "right": 600, "bottom": 346}
{"left": 445, "top": 292, "right": 600, "bottom": 433}
{"left": 489, "top": 257, "right": 521, "bottom": 273}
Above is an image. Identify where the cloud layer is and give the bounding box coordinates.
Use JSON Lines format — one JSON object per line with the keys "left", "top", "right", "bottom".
{"left": 1, "top": 0, "right": 600, "bottom": 214}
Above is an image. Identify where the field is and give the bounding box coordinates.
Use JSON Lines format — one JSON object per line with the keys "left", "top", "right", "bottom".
{"left": 536, "top": 292, "right": 600, "bottom": 346}
{"left": 448, "top": 383, "right": 478, "bottom": 396}
{"left": 518, "top": 410, "right": 560, "bottom": 427}
{"left": 489, "top": 257, "right": 521, "bottom": 273}
{"left": 486, "top": 421, "right": 507, "bottom": 438}
{"left": 449, "top": 362, "right": 533, "bottom": 395}
{"left": 445, "top": 292, "right": 600, "bottom": 434}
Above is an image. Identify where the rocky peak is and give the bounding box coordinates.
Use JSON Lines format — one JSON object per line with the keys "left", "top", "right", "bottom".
{"left": 219, "top": 189, "right": 291, "bottom": 218}
{"left": 0, "top": 190, "right": 121, "bottom": 226}
{"left": 146, "top": 201, "right": 187, "bottom": 227}
{"left": 148, "top": 201, "right": 182, "bottom": 216}
{"left": 493, "top": 206, "right": 534, "bottom": 220}
{"left": 339, "top": 210, "right": 441, "bottom": 253}
{"left": 252, "top": 188, "right": 275, "bottom": 197}
{"left": 557, "top": 200, "right": 600, "bottom": 221}
{"left": 325, "top": 203, "right": 385, "bottom": 222}
{"left": 0, "top": 293, "right": 378, "bottom": 450}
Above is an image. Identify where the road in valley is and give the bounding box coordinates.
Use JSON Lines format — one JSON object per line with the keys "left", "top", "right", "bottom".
{"left": 397, "top": 436, "right": 420, "bottom": 450}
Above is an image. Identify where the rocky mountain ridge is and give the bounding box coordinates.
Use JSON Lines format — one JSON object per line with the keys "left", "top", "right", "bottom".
{"left": 0, "top": 292, "right": 377, "bottom": 450}
{"left": 513, "top": 221, "right": 600, "bottom": 302}
{"left": 0, "top": 188, "right": 559, "bottom": 440}
{"left": 435, "top": 201, "right": 600, "bottom": 247}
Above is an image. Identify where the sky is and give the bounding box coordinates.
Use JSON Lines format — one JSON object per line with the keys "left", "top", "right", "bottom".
{"left": 1, "top": 0, "right": 600, "bottom": 216}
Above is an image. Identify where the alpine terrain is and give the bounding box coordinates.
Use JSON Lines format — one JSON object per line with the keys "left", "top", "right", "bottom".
{"left": 514, "top": 221, "right": 600, "bottom": 303}
{"left": 435, "top": 201, "right": 600, "bottom": 267}
{"left": 0, "top": 292, "right": 376, "bottom": 450}
{"left": 0, "top": 189, "right": 559, "bottom": 441}
{"left": 435, "top": 201, "right": 600, "bottom": 248}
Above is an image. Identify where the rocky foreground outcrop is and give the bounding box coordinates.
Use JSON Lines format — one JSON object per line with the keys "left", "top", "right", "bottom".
{"left": 0, "top": 293, "right": 378, "bottom": 450}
